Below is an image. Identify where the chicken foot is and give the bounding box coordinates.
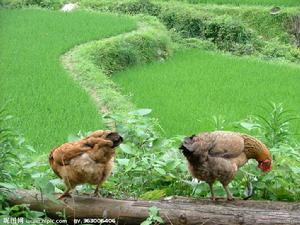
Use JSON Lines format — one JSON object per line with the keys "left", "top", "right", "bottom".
{"left": 58, "top": 188, "right": 71, "bottom": 199}
{"left": 209, "top": 183, "right": 234, "bottom": 201}
{"left": 209, "top": 183, "right": 218, "bottom": 201}
{"left": 93, "top": 183, "right": 104, "bottom": 198}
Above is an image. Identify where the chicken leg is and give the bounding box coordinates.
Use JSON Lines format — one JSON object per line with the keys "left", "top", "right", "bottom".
{"left": 208, "top": 183, "right": 216, "bottom": 201}
{"left": 222, "top": 184, "right": 234, "bottom": 201}
{"left": 93, "top": 184, "right": 101, "bottom": 197}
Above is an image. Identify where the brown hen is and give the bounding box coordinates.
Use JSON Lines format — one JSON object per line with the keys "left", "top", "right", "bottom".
{"left": 179, "top": 131, "right": 272, "bottom": 200}
{"left": 49, "top": 130, "right": 123, "bottom": 199}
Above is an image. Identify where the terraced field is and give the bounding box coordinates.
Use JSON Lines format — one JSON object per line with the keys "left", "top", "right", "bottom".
{"left": 113, "top": 49, "right": 300, "bottom": 136}
{"left": 0, "top": 9, "right": 136, "bottom": 153}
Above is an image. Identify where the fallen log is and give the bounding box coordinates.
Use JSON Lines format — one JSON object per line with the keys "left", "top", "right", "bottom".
{"left": 3, "top": 188, "right": 300, "bottom": 225}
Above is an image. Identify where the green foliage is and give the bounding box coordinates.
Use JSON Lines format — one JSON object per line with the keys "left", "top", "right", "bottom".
{"left": 25, "top": 0, "right": 61, "bottom": 9}
{"left": 205, "top": 15, "right": 253, "bottom": 51}
{"left": 0, "top": 107, "right": 57, "bottom": 222}
{"left": 239, "top": 103, "right": 299, "bottom": 147}
{"left": 100, "top": 106, "right": 300, "bottom": 202}
{"left": 150, "top": 4, "right": 255, "bottom": 52}
{"left": 112, "top": 0, "right": 161, "bottom": 16}
{"left": 175, "top": 0, "right": 300, "bottom": 7}
{"left": 141, "top": 206, "right": 164, "bottom": 225}
{"left": 261, "top": 39, "right": 300, "bottom": 63}
{"left": 89, "top": 23, "right": 173, "bottom": 75}
{"left": 0, "top": 0, "right": 62, "bottom": 9}
{"left": 102, "top": 109, "right": 190, "bottom": 198}
{"left": 230, "top": 144, "right": 300, "bottom": 201}
{"left": 0, "top": 204, "right": 46, "bottom": 225}
{"left": 76, "top": 0, "right": 299, "bottom": 62}
{"left": 0, "top": 105, "right": 20, "bottom": 182}
{"left": 235, "top": 103, "right": 300, "bottom": 201}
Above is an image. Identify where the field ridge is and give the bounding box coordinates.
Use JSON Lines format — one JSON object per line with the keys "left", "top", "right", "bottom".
{"left": 61, "top": 17, "right": 172, "bottom": 123}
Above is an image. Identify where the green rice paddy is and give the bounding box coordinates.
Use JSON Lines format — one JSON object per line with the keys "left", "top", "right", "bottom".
{"left": 0, "top": 9, "right": 136, "bottom": 153}
{"left": 113, "top": 49, "right": 300, "bottom": 137}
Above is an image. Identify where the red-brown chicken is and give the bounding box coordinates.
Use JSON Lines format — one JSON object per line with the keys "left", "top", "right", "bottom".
{"left": 179, "top": 131, "right": 272, "bottom": 200}
{"left": 49, "top": 130, "right": 123, "bottom": 199}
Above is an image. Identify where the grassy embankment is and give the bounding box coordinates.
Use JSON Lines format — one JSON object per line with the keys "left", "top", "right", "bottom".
{"left": 0, "top": 9, "right": 137, "bottom": 153}
{"left": 174, "top": 0, "right": 300, "bottom": 7}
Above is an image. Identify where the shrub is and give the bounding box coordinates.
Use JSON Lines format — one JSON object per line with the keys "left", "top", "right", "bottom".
{"left": 158, "top": 5, "right": 209, "bottom": 38}
{"left": 101, "top": 106, "right": 300, "bottom": 201}
{"left": 238, "top": 102, "right": 299, "bottom": 148}
{"left": 112, "top": 0, "right": 161, "bottom": 16}
{"left": 0, "top": 0, "right": 23, "bottom": 8}
{"left": 101, "top": 109, "right": 191, "bottom": 199}
{"left": 204, "top": 15, "right": 253, "bottom": 51}
{"left": 261, "top": 39, "right": 300, "bottom": 63}
{"left": 154, "top": 5, "right": 255, "bottom": 52}
{"left": 234, "top": 145, "right": 300, "bottom": 201}
{"left": 235, "top": 103, "right": 300, "bottom": 201}
{"left": 89, "top": 22, "right": 173, "bottom": 75}
{"left": 0, "top": 105, "right": 21, "bottom": 182}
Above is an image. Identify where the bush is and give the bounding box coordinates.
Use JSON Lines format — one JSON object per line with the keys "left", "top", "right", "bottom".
{"left": 260, "top": 39, "right": 300, "bottom": 63}
{"left": 204, "top": 15, "right": 253, "bottom": 51}
{"left": 89, "top": 22, "right": 173, "bottom": 75}
{"left": 0, "top": 105, "right": 21, "bottom": 183}
{"left": 235, "top": 103, "right": 300, "bottom": 201}
{"left": 112, "top": 0, "right": 161, "bottom": 16}
{"left": 158, "top": 5, "right": 209, "bottom": 38}
{"left": 158, "top": 5, "right": 255, "bottom": 52}
{"left": 101, "top": 109, "right": 191, "bottom": 199}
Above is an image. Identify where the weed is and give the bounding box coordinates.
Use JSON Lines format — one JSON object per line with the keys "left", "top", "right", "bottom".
{"left": 239, "top": 102, "right": 299, "bottom": 147}
{"left": 141, "top": 206, "right": 164, "bottom": 225}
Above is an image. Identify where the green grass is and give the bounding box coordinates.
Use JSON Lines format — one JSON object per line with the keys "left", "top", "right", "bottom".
{"left": 0, "top": 9, "right": 137, "bottom": 153}
{"left": 113, "top": 49, "right": 300, "bottom": 137}
{"left": 176, "top": 0, "right": 300, "bottom": 7}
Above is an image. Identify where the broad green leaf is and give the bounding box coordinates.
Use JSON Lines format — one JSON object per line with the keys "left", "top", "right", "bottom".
{"left": 119, "top": 144, "right": 135, "bottom": 155}
{"left": 116, "top": 158, "right": 129, "bottom": 166}
{"left": 149, "top": 206, "right": 158, "bottom": 215}
{"left": 141, "top": 220, "right": 152, "bottom": 225}
{"left": 155, "top": 167, "right": 166, "bottom": 176}
{"left": 240, "top": 122, "right": 257, "bottom": 130}
{"left": 0, "top": 182, "right": 17, "bottom": 189}
{"left": 67, "top": 134, "right": 80, "bottom": 142}
{"left": 129, "top": 109, "right": 152, "bottom": 116}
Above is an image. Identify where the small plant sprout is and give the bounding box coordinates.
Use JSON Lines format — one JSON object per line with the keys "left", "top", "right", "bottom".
{"left": 141, "top": 206, "right": 164, "bottom": 225}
